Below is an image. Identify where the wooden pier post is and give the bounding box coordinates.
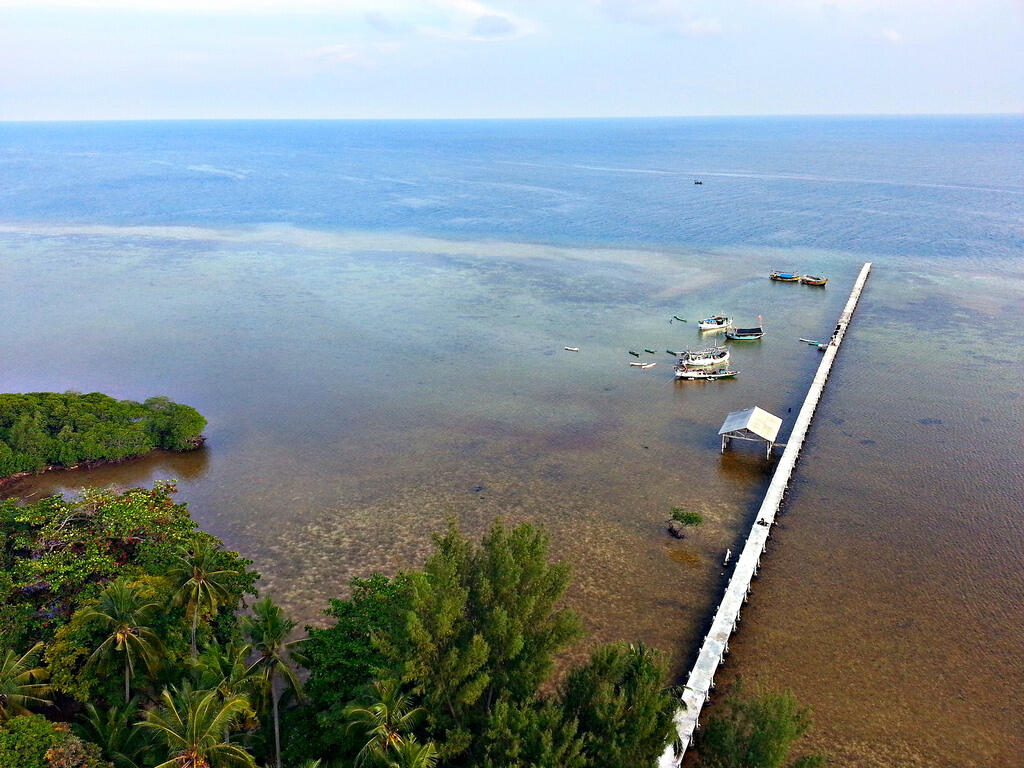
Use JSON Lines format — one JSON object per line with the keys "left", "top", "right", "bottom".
{"left": 658, "top": 263, "right": 872, "bottom": 767}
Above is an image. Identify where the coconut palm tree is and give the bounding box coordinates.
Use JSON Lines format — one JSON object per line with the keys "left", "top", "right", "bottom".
{"left": 169, "top": 537, "right": 238, "bottom": 657}
{"left": 391, "top": 736, "right": 439, "bottom": 768}
{"left": 77, "top": 580, "right": 164, "bottom": 702}
{"left": 141, "top": 683, "right": 256, "bottom": 768}
{"left": 344, "top": 678, "right": 430, "bottom": 768}
{"left": 78, "top": 700, "right": 153, "bottom": 768}
{"left": 191, "top": 640, "right": 261, "bottom": 742}
{"left": 0, "top": 640, "right": 52, "bottom": 722}
{"left": 242, "top": 597, "right": 302, "bottom": 768}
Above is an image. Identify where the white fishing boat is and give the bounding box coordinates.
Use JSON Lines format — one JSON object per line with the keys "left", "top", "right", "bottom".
{"left": 674, "top": 366, "right": 739, "bottom": 380}
{"left": 677, "top": 345, "right": 730, "bottom": 367}
{"left": 697, "top": 315, "right": 732, "bottom": 331}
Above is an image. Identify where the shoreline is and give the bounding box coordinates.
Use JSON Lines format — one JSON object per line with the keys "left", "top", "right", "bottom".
{"left": 0, "top": 437, "right": 206, "bottom": 491}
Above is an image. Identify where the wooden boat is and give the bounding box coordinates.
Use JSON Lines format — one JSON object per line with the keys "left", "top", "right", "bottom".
{"left": 726, "top": 327, "right": 764, "bottom": 340}
{"left": 674, "top": 366, "right": 739, "bottom": 380}
{"left": 677, "top": 345, "right": 730, "bottom": 367}
{"left": 769, "top": 270, "right": 802, "bottom": 282}
{"left": 725, "top": 317, "right": 764, "bottom": 340}
{"left": 697, "top": 315, "right": 732, "bottom": 331}
{"left": 800, "top": 274, "right": 828, "bottom": 286}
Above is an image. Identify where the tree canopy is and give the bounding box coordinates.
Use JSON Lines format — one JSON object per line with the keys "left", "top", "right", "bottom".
{"left": 0, "top": 392, "right": 206, "bottom": 478}
{"left": 1, "top": 487, "right": 699, "bottom": 768}
{"left": 0, "top": 482, "right": 256, "bottom": 650}
{"left": 294, "top": 519, "right": 680, "bottom": 768}
{"left": 695, "top": 679, "right": 828, "bottom": 768}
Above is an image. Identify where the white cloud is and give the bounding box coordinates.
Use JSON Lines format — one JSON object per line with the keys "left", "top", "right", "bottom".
{"left": 303, "top": 42, "right": 399, "bottom": 67}
{"left": 304, "top": 44, "right": 362, "bottom": 64}
{"left": 681, "top": 17, "right": 721, "bottom": 36}
{"left": 881, "top": 27, "right": 902, "bottom": 43}
{"left": 0, "top": 0, "right": 410, "bottom": 11}
{"left": 3, "top": 0, "right": 539, "bottom": 42}
{"left": 590, "top": 0, "right": 722, "bottom": 37}
{"left": 428, "top": 0, "right": 537, "bottom": 40}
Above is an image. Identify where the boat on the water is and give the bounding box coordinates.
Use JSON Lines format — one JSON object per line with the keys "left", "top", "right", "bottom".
{"left": 800, "top": 274, "right": 828, "bottom": 286}
{"left": 697, "top": 315, "right": 732, "bottom": 331}
{"left": 674, "top": 366, "right": 739, "bottom": 380}
{"left": 769, "top": 270, "right": 802, "bottom": 282}
{"left": 725, "top": 318, "right": 764, "bottom": 340}
{"left": 677, "top": 345, "right": 730, "bottom": 367}
{"left": 725, "top": 315, "right": 764, "bottom": 340}
{"left": 726, "top": 327, "right": 764, "bottom": 340}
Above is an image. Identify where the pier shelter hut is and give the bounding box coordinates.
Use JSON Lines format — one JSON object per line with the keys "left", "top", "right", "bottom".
{"left": 719, "top": 406, "right": 783, "bottom": 459}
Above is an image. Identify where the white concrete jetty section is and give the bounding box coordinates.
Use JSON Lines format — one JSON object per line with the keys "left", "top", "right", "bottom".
{"left": 659, "top": 263, "right": 873, "bottom": 767}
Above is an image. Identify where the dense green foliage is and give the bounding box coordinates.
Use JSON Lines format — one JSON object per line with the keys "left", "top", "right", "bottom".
{"left": 304, "top": 573, "right": 411, "bottom": 708}
{"left": 0, "top": 715, "right": 112, "bottom": 768}
{"left": 283, "top": 573, "right": 411, "bottom": 763}
{"left": 0, "top": 484, "right": 266, "bottom": 768}
{"left": 0, "top": 392, "right": 206, "bottom": 478}
{"left": 695, "top": 680, "right": 828, "bottom": 768}
{"left": 381, "top": 520, "right": 584, "bottom": 762}
{"left": 1, "top": 485, "right": 705, "bottom": 768}
{"left": 0, "top": 482, "right": 256, "bottom": 649}
{"left": 292, "top": 520, "right": 680, "bottom": 768}
{"left": 562, "top": 642, "right": 680, "bottom": 768}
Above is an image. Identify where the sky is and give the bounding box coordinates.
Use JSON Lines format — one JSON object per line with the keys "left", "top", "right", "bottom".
{"left": 1, "top": 0, "right": 1022, "bottom": 120}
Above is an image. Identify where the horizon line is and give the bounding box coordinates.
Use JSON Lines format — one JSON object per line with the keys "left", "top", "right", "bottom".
{"left": 2, "top": 111, "right": 1023, "bottom": 124}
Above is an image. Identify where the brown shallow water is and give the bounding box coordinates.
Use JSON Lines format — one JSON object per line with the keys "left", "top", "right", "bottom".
{"left": 2, "top": 229, "right": 1022, "bottom": 766}
{"left": 709, "top": 279, "right": 1024, "bottom": 767}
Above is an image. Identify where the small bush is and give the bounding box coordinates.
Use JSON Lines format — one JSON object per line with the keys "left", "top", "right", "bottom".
{"left": 670, "top": 509, "right": 703, "bottom": 526}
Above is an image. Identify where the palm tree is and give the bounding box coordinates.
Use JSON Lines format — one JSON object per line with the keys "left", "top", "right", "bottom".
{"left": 77, "top": 580, "right": 164, "bottom": 702}
{"left": 191, "top": 640, "right": 260, "bottom": 742}
{"left": 391, "top": 736, "right": 438, "bottom": 768}
{"left": 169, "top": 537, "right": 238, "bottom": 657}
{"left": 242, "top": 597, "right": 302, "bottom": 768}
{"left": 141, "top": 683, "right": 256, "bottom": 768}
{"left": 0, "top": 640, "right": 52, "bottom": 722}
{"left": 78, "top": 700, "right": 152, "bottom": 768}
{"left": 344, "top": 678, "right": 429, "bottom": 768}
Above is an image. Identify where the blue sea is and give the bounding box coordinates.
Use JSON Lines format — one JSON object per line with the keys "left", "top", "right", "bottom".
{"left": 1, "top": 117, "right": 1022, "bottom": 766}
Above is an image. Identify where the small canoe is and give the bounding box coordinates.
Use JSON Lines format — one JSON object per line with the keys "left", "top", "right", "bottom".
{"left": 801, "top": 274, "right": 828, "bottom": 286}
{"left": 769, "top": 270, "right": 802, "bottom": 282}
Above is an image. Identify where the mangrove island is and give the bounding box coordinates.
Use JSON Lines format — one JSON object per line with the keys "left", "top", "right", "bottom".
{"left": 0, "top": 392, "right": 206, "bottom": 481}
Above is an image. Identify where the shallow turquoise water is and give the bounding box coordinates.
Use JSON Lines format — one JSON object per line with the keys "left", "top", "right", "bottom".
{"left": 1, "top": 117, "right": 1021, "bottom": 766}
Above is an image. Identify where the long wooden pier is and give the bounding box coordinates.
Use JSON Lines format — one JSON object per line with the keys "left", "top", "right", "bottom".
{"left": 659, "top": 262, "right": 873, "bottom": 766}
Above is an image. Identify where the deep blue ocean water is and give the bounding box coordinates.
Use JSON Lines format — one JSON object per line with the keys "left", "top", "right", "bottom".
{"left": 1, "top": 117, "right": 1022, "bottom": 766}
{"left": 2, "top": 117, "right": 1021, "bottom": 259}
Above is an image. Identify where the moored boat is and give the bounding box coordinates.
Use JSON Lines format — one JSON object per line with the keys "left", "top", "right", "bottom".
{"left": 725, "top": 317, "right": 764, "bottom": 340}
{"left": 697, "top": 315, "right": 732, "bottom": 331}
{"left": 769, "top": 270, "right": 802, "bottom": 282}
{"left": 677, "top": 345, "right": 730, "bottom": 367}
{"left": 674, "top": 366, "right": 739, "bottom": 380}
{"left": 725, "top": 327, "right": 764, "bottom": 340}
{"left": 800, "top": 274, "right": 828, "bottom": 286}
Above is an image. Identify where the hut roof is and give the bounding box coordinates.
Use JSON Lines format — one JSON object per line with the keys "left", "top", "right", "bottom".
{"left": 718, "top": 406, "right": 782, "bottom": 443}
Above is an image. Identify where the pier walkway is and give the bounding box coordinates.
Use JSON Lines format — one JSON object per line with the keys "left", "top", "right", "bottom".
{"left": 659, "top": 262, "right": 873, "bottom": 766}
